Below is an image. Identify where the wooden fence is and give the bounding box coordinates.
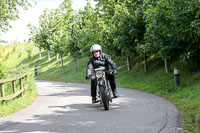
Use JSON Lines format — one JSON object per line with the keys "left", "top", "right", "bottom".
{"left": 0, "top": 73, "right": 28, "bottom": 104}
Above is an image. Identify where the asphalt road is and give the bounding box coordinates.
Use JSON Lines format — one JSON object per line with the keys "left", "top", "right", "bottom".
{"left": 0, "top": 80, "right": 182, "bottom": 133}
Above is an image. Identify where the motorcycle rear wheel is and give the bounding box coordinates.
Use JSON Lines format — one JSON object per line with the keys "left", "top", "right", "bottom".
{"left": 99, "top": 85, "right": 109, "bottom": 110}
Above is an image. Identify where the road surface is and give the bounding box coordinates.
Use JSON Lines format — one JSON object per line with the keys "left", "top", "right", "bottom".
{"left": 0, "top": 80, "right": 181, "bottom": 133}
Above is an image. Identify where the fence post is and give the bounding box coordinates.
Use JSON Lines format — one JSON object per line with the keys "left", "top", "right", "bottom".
{"left": 20, "top": 78, "right": 23, "bottom": 97}
{"left": 12, "top": 81, "right": 16, "bottom": 93}
{"left": 1, "top": 84, "right": 5, "bottom": 105}
{"left": 0, "top": 73, "right": 28, "bottom": 103}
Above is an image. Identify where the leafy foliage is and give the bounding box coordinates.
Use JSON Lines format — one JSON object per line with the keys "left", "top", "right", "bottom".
{"left": 0, "top": 0, "right": 34, "bottom": 32}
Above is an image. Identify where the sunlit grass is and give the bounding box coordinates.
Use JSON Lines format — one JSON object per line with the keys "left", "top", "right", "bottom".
{"left": 0, "top": 43, "right": 37, "bottom": 116}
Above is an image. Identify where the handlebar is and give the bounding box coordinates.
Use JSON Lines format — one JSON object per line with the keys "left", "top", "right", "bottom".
{"left": 94, "top": 67, "right": 106, "bottom": 72}
{"left": 94, "top": 67, "right": 115, "bottom": 75}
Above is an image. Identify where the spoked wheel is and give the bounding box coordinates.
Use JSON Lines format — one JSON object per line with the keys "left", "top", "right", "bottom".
{"left": 99, "top": 85, "right": 109, "bottom": 110}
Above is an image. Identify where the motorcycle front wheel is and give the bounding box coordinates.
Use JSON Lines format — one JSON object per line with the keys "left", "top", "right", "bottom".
{"left": 99, "top": 85, "right": 109, "bottom": 110}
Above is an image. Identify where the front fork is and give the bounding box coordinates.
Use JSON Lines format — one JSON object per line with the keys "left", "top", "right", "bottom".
{"left": 97, "top": 78, "right": 112, "bottom": 102}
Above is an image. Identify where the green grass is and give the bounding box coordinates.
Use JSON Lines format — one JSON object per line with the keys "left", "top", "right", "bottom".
{"left": 0, "top": 75, "right": 37, "bottom": 116}
{"left": 117, "top": 64, "right": 200, "bottom": 133}
{"left": 0, "top": 42, "right": 37, "bottom": 116}
{"left": 0, "top": 43, "right": 200, "bottom": 132}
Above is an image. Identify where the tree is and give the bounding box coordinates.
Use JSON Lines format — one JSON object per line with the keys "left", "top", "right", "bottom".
{"left": 27, "top": 24, "right": 43, "bottom": 59}
{"left": 50, "top": 8, "right": 68, "bottom": 67}
{"left": 143, "top": 0, "right": 200, "bottom": 73}
{"left": 59, "top": 0, "right": 82, "bottom": 70}
{"left": 77, "top": 1, "right": 100, "bottom": 56}
{"left": 112, "top": 0, "right": 145, "bottom": 70}
{"left": 0, "top": 0, "right": 34, "bottom": 32}
{"left": 29, "top": 8, "right": 61, "bottom": 61}
{"left": 94, "top": 0, "right": 118, "bottom": 56}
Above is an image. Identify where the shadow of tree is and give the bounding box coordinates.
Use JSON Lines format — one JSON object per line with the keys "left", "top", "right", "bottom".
{"left": 0, "top": 81, "right": 130, "bottom": 133}
{"left": 17, "top": 51, "right": 58, "bottom": 69}
{"left": 0, "top": 100, "right": 133, "bottom": 132}
{"left": 0, "top": 103, "right": 123, "bottom": 133}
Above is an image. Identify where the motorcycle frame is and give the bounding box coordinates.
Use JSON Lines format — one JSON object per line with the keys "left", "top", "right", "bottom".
{"left": 95, "top": 71, "right": 112, "bottom": 104}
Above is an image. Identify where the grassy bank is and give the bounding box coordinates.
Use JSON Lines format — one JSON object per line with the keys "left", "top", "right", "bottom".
{"left": 1, "top": 43, "right": 199, "bottom": 132}
{"left": 0, "top": 43, "right": 37, "bottom": 116}
{"left": 0, "top": 73, "right": 37, "bottom": 116}
{"left": 117, "top": 62, "right": 200, "bottom": 133}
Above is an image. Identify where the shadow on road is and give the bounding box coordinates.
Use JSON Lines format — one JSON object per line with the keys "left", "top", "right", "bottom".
{"left": 0, "top": 101, "right": 123, "bottom": 133}
{"left": 0, "top": 81, "right": 180, "bottom": 133}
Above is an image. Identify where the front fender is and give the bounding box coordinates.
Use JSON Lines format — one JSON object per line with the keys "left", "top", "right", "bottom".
{"left": 99, "top": 80, "right": 104, "bottom": 86}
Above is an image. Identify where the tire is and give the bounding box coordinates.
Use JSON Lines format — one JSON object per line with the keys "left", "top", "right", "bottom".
{"left": 99, "top": 85, "right": 109, "bottom": 110}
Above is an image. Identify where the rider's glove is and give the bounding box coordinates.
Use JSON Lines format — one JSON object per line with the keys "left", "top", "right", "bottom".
{"left": 85, "top": 75, "right": 90, "bottom": 80}
{"left": 113, "top": 70, "right": 118, "bottom": 75}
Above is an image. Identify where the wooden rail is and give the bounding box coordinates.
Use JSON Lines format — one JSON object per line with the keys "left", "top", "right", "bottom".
{"left": 0, "top": 73, "right": 28, "bottom": 104}
{"left": 117, "top": 65, "right": 128, "bottom": 70}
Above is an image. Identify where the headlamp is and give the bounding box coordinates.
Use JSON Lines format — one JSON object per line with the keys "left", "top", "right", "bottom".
{"left": 96, "top": 71, "right": 103, "bottom": 78}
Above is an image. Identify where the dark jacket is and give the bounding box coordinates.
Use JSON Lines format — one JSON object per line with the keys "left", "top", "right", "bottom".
{"left": 86, "top": 53, "right": 117, "bottom": 77}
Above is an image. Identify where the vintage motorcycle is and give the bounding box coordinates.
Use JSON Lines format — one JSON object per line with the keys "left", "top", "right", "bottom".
{"left": 94, "top": 67, "right": 113, "bottom": 110}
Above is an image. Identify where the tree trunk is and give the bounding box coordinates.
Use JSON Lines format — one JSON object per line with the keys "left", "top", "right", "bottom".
{"left": 61, "top": 55, "right": 64, "bottom": 68}
{"left": 39, "top": 48, "right": 42, "bottom": 59}
{"left": 127, "top": 56, "right": 131, "bottom": 71}
{"left": 74, "top": 58, "right": 77, "bottom": 71}
{"left": 144, "top": 54, "right": 147, "bottom": 73}
{"left": 57, "top": 53, "right": 59, "bottom": 62}
{"left": 48, "top": 50, "right": 50, "bottom": 61}
{"left": 164, "top": 59, "right": 168, "bottom": 74}
{"left": 164, "top": 59, "right": 171, "bottom": 74}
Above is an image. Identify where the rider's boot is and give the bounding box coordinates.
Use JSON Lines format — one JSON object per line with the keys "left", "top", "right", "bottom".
{"left": 92, "top": 97, "right": 97, "bottom": 103}
{"left": 112, "top": 88, "right": 119, "bottom": 98}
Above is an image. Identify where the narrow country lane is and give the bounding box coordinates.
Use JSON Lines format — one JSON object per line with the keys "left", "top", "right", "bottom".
{"left": 0, "top": 80, "right": 181, "bottom": 133}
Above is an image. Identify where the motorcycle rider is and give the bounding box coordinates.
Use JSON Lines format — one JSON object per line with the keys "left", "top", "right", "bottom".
{"left": 85, "top": 44, "right": 119, "bottom": 103}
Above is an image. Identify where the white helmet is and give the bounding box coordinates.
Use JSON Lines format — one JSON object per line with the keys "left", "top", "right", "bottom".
{"left": 90, "top": 44, "right": 102, "bottom": 54}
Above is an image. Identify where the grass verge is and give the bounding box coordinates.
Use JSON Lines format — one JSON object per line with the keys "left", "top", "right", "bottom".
{"left": 0, "top": 43, "right": 37, "bottom": 116}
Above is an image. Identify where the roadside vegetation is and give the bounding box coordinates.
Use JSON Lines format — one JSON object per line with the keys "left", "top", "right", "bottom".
{"left": 0, "top": 0, "right": 37, "bottom": 116}
{"left": 0, "top": 43, "right": 37, "bottom": 116}
{"left": 0, "top": 0, "right": 200, "bottom": 132}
